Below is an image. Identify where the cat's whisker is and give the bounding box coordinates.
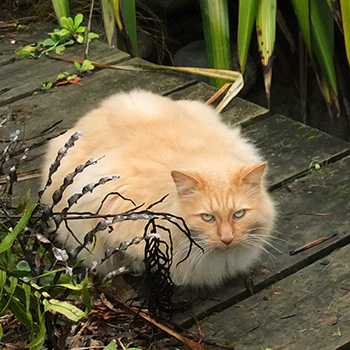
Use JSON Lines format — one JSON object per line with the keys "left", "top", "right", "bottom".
{"left": 242, "top": 239, "right": 277, "bottom": 261}
{"left": 249, "top": 232, "right": 290, "bottom": 245}
{"left": 247, "top": 226, "right": 289, "bottom": 237}
{"left": 247, "top": 235, "right": 288, "bottom": 256}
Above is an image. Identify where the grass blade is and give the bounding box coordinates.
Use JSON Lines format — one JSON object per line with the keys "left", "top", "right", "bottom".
{"left": 237, "top": 0, "right": 258, "bottom": 74}
{"left": 0, "top": 204, "right": 37, "bottom": 254}
{"left": 199, "top": 0, "right": 232, "bottom": 88}
{"left": 110, "top": 0, "right": 138, "bottom": 55}
{"left": 100, "top": 0, "right": 118, "bottom": 47}
{"left": 256, "top": 0, "right": 276, "bottom": 108}
{"left": 340, "top": 0, "right": 350, "bottom": 67}
{"left": 51, "top": 0, "right": 70, "bottom": 27}
{"left": 310, "top": 0, "right": 338, "bottom": 95}
{"left": 291, "top": 0, "right": 313, "bottom": 59}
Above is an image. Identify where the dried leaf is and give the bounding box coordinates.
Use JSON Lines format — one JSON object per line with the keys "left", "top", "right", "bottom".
{"left": 321, "top": 315, "right": 338, "bottom": 326}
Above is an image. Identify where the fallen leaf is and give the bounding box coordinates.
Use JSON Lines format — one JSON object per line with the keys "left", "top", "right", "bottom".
{"left": 56, "top": 77, "right": 82, "bottom": 86}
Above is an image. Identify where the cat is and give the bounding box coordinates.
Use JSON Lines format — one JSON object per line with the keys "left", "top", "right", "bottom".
{"left": 41, "top": 89, "right": 276, "bottom": 288}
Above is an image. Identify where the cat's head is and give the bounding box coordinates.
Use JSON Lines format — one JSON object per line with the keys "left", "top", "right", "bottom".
{"left": 171, "top": 163, "right": 275, "bottom": 251}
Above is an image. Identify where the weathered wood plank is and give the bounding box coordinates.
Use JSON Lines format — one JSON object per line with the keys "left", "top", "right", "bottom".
{"left": 1, "top": 57, "right": 194, "bottom": 201}
{"left": 0, "top": 40, "right": 130, "bottom": 106}
{"left": 243, "top": 114, "right": 350, "bottom": 186}
{"left": 197, "top": 243, "right": 350, "bottom": 350}
{"left": 0, "top": 56, "right": 194, "bottom": 139}
{"left": 0, "top": 22, "right": 57, "bottom": 67}
{"left": 173, "top": 155, "right": 350, "bottom": 326}
{"left": 169, "top": 82, "right": 268, "bottom": 126}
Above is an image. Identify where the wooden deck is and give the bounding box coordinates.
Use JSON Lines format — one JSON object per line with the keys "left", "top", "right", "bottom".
{"left": 2, "top": 24, "right": 350, "bottom": 350}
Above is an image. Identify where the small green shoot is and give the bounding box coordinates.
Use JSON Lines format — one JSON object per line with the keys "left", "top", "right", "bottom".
{"left": 56, "top": 72, "right": 78, "bottom": 81}
{"left": 41, "top": 81, "right": 53, "bottom": 90}
{"left": 74, "top": 59, "right": 95, "bottom": 73}
{"left": 308, "top": 161, "right": 321, "bottom": 173}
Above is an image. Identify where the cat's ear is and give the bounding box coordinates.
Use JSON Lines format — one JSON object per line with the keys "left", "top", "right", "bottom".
{"left": 171, "top": 170, "right": 200, "bottom": 195}
{"left": 239, "top": 162, "right": 267, "bottom": 186}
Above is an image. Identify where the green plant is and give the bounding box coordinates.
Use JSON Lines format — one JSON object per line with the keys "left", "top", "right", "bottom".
{"left": 74, "top": 59, "right": 95, "bottom": 73}
{"left": 51, "top": 0, "right": 70, "bottom": 27}
{"left": 60, "top": 14, "right": 99, "bottom": 44}
{"left": 199, "top": 0, "right": 350, "bottom": 124}
{"left": 52, "top": 0, "right": 138, "bottom": 55}
{"left": 0, "top": 203, "right": 92, "bottom": 349}
{"left": 42, "top": 14, "right": 99, "bottom": 54}
{"left": 16, "top": 14, "right": 99, "bottom": 58}
{"left": 56, "top": 71, "right": 77, "bottom": 81}
{"left": 199, "top": 0, "right": 232, "bottom": 88}
{"left": 0, "top": 129, "right": 203, "bottom": 348}
{"left": 41, "top": 81, "right": 53, "bottom": 90}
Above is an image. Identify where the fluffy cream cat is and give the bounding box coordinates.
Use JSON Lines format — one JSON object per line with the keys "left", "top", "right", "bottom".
{"left": 42, "top": 90, "right": 275, "bottom": 288}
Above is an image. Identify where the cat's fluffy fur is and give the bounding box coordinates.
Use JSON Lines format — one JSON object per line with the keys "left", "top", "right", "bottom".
{"left": 42, "top": 90, "right": 275, "bottom": 288}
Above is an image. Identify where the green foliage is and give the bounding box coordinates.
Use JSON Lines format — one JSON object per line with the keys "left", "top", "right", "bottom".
{"left": 199, "top": 0, "right": 232, "bottom": 88}
{"left": 0, "top": 197, "right": 92, "bottom": 348}
{"left": 104, "top": 340, "right": 118, "bottom": 350}
{"left": 16, "top": 14, "right": 99, "bottom": 59}
{"left": 41, "top": 81, "right": 53, "bottom": 90}
{"left": 51, "top": 0, "right": 70, "bottom": 27}
{"left": 200, "top": 0, "right": 350, "bottom": 118}
{"left": 56, "top": 71, "right": 77, "bottom": 81}
{"left": 74, "top": 59, "right": 95, "bottom": 73}
{"left": 54, "top": 0, "right": 138, "bottom": 55}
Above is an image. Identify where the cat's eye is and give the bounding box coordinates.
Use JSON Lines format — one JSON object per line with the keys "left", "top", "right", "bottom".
{"left": 233, "top": 209, "right": 245, "bottom": 219}
{"left": 201, "top": 214, "right": 215, "bottom": 222}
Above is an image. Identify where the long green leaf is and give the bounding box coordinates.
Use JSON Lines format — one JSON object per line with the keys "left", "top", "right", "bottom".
{"left": 0, "top": 271, "right": 6, "bottom": 297}
{"left": 1, "top": 278, "right": 32, "bottom": 329}
{"left": 120, "top": 0, "right": 138, "bottom": 55}
{"left": 340, "top": 0, "right": 350, "bottom": 67}
{"left": 256, "top": 0, "right": 276, "bottom": 107}
{"left": 310, "top": 0, "right": 338, "bottom": 94}
{"left": 28, "top": 320, "right": 46, "bottom": 350}
{"left": 51, "top": 0, "right": 70, "bottom": 27}
{"left": 1, "top": 276, "right": 18, "bottom": 316}
{"left": 0, "top": 204, "right": 37, "bottom": 254}
{"left": 200, "top": 0, "right": 232, "bottom": 88}
{"left": 28, "top": 295, "right": 46, "bottom": 350}
{"left": 100, "top": 0, "right": 118, "bottom": 47}
{"left": 7, "top": 297, "right": 32, "bottom": 329}
{"left": 23, "top": 283, "right": 34, "bottom": 328}
{"left": 111, "top": 0, "right": 138, "bottom": 55}
{"left": 237, "top": 0, "right": 258, "bottom": 74}
{"left": 291, "top": 0, "right": 313, "bottom": 60}
{"left": 45, "top": 299, "right": 85, "bottom": 321}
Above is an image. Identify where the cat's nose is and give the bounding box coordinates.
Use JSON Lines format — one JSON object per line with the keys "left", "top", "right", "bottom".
{"left": 220, "top": 235, "right": 234, "bottom": 245}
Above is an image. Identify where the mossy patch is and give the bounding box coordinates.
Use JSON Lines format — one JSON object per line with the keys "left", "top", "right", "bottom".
{"left": 335, "top": 189, "right": 350, "bottom": 198}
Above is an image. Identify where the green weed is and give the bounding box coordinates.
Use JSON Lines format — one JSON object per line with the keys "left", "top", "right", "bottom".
{"left": 16, "top": 14, "right": 99, "bottom": 58}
